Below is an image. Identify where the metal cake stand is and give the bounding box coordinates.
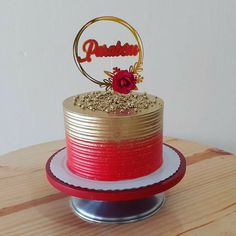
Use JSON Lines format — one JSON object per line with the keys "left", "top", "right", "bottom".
{"left": 70, "top": 194, "right": 165, "bottom": 223}
{"left": 46, "top": 144, "right": 186, "bottom": 223}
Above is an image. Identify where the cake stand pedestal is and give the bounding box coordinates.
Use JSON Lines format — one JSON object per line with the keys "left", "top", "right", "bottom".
{"left": 46, "top": 144, "right": 186, "bottom": 223}
{"left": 70, "top": 193, "right": 165, "bottom": 223}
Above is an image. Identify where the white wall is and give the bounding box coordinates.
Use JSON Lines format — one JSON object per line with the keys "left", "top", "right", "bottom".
{"left": 0, "top": 0, "right": 236, "bottom": 155}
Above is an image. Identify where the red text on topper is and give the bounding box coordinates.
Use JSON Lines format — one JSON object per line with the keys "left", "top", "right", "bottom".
{"left": 78, "top": 39, "right": 139, "bottom": 63}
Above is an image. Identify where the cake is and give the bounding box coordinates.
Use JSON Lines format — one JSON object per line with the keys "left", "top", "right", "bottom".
{"left": 62, "top": 16, "right": 164, "bottom": 181}
{"left": 63, "top": 91, "right": 164, "bottom": 181}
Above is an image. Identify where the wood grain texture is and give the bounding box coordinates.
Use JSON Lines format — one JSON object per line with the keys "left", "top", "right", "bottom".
{"left": 0, "top": 138, "right": 235, "bottom": 236}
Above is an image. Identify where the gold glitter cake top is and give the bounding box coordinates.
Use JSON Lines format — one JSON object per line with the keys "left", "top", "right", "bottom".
{"left": 72, "top": 91, "right": 162, "bottom": 114}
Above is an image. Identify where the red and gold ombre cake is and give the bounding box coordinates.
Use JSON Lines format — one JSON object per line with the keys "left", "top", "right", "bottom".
{"left": 62, "top": 17, "right": 165, "bottom": 181}
{"left": 63, "top": 91, "right": 164, "bottom": 181}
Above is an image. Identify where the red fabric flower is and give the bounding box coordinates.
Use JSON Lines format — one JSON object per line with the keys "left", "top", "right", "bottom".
{"left": 112, "top": 69, "right": 136, "bottom": 94}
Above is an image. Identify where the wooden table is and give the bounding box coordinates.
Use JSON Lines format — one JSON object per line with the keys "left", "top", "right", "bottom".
{"left": 0, "top": 138, "right": 235, "bottom": 236}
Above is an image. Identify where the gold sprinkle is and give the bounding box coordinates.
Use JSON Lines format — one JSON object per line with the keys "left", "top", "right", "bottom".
{"left": 73, "top": 91, "right": 158, "bottom": 113}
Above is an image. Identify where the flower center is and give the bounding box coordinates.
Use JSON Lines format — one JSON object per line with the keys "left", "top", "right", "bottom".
{"left": 119, "top": 77, "right": 130, "bottom": 87}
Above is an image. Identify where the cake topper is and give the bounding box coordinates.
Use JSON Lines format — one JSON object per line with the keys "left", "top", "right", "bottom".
{"left": 73, "top": 16, "right": 144, "bottom": 94}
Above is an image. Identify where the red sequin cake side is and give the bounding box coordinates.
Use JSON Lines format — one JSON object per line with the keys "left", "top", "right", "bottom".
{"left": 66, "top": 132, "right": 163, "bottom": 180}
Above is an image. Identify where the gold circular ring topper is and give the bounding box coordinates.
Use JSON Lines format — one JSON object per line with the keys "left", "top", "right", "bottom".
{"left": 73, "top": 16, "right": 144, "bottom": 94}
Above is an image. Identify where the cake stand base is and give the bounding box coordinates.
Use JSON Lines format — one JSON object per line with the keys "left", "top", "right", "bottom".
{"left": 70, "top": 193, "right": 165, "bottom": 223}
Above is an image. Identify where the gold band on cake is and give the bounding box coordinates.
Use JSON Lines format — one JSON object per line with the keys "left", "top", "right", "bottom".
{"left": 63, "top": 92, "right": 163, "bottom": 142}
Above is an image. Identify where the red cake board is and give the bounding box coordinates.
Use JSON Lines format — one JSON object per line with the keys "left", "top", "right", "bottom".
{"left": 46, "top": 144, "right": 186, "bottom": 201}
